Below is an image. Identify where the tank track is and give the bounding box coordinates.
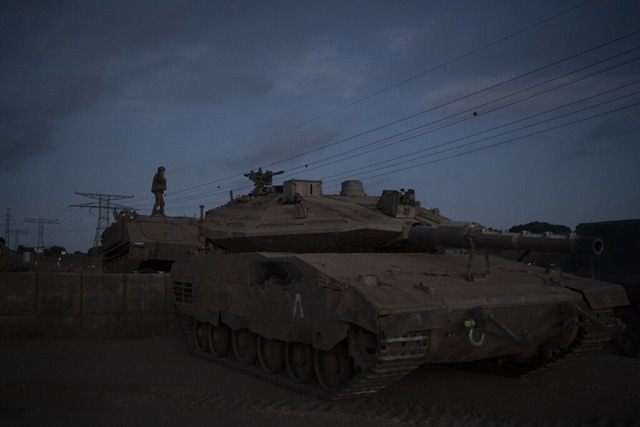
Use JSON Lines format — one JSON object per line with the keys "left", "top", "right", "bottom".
{"left": 460, "top": 310, "right": 615, "bottom": 378}
{"left": 124, "top": 246, "right": 144, "bottom": 273}
{"left": 103, "top": 246, "right": 143, "bottom": 273}
{"left": 333, "top": 334, "right": 428, "bottom": 399}
{"left": 175, "top": 311, "right": 427, "bottom": 399}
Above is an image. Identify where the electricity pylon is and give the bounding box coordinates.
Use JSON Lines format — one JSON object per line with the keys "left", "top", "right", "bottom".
{"left": 23, "top": 218, "right": 60, "bottom": 250}
{"left": 11, "top": 228, "right": 30, "bottom": 248}
{"left": 3, "top": 207, "right": 12, "bottom": 248}
{"left": 70, "top": 192, "right": 134, "bottom": 249}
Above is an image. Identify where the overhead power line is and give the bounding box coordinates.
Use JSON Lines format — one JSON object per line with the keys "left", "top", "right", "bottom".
{"left": 112, "top": 1, "right": 598, "bottom": 196}
{"left": 324, "top": 101, "right": 640, "bottom": 187}
{"left": 70, "top": 192, "right": 134, "bottom": 249}
{"left": 165, "top": 31, "right": 640, "bottom": 207}
{"left": 112, "top": 19, "right": 640, "bottom": 218}
{"left": 155, "top": 33, "right": 640, "bottom": 207}
{"left": 260, "top": 31, "right": 640, "bottom": 171}
{"left": 167, "top": 0, "right": 599, "bottom": 176}
{"left": 302, "top": 66, "right": 640, "bottom": 180}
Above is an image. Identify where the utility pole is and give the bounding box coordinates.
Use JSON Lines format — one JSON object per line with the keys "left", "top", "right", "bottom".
{"left": 23, "top": 218, "right": 60, "bottom": 250}
{"left": 12, "top": 229, "right": 30, "bottom": 248}
{"left": 3, "top": 207, "right": 12, "bottom": 248}
{"left": 70, "top": 192, "right": 134, "bottom": 249}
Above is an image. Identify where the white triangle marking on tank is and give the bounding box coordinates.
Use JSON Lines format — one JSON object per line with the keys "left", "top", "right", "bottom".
{"left": 293, "top": 293, "right": 304, "bottom": 318}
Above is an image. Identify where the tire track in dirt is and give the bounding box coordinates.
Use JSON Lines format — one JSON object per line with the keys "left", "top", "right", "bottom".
{"left": 137, "top": 375, "right": 638, "bottom": 427}
{"left": 2, "top": 337, "right": 638, "bottom": 426}
{"left": 128, "top": 386, "right": 568, "bottom": 426}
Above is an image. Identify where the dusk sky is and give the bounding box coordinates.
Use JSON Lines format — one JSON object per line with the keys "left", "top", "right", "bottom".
{"left": 2, "top": 0, "right": 639, "bottom": 253}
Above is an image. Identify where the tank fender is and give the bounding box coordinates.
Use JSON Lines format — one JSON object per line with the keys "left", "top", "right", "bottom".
{"left": 563, "top": 280, "right": 629, "bottom": 310}
{"left": 331, "top": 287, "right": 450, "bottom": 338}
{"left": 192, "top": 309, "right": 220, "bottom": 327}
{"left": 312, "top": 320, "right": 350, "bottom": 352}
{"left": 221, "top": 311, "right": 251, "bottom": 332}
{"left": 379, "top": 306, "right": 449, "bottom": 338}
{"left": 332, "top": 287, "right": 379, "bottom": 334}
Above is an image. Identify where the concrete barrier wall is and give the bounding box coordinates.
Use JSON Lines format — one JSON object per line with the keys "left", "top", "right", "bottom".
{"left": 0, "top": 272, "right": 176, "bottom": 339}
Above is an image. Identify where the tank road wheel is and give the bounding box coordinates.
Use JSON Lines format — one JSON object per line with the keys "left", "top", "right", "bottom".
{"left": 193, "top": 320, "right": 209, "bottom": 352}
{"left": 232, "top": 329, "right": 257, "bottom": 365}
{"left": 208, "top": 323, "right": 231, "bottom": 357}
{"left": 314, "top": 342, "right": 353, "bottom": 391}
{"left": 613, "top": 307, "right": 640, "bottom": 357}
{"left": 257, "top": 337, "right": 285, "bottom": 374}
{"left": 285, "top": 342, "right": 314, "bottom": 383}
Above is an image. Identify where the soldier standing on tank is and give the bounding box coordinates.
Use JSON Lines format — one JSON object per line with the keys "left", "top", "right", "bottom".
{"left": 151, "top": 166, "right": 167, "bottom": 216}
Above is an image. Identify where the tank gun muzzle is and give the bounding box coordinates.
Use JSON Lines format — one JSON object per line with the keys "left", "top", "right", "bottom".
{"left": 408, "top": 221, "right": 603, "bottom": 255}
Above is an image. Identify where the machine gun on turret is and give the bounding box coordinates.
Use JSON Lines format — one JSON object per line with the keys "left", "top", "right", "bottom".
{"left": 244, "top": 168, "right": 284, "bottom": 195}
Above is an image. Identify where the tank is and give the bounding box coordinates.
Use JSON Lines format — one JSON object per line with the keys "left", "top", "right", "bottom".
{"left": 171, "top": 171, "right": 629, "bottom": 398}
{"left": 101, "top": 209, "right": 203, "bottom": 273}
{"left": 513, "top": 219, "right": 640, "bottom": 357}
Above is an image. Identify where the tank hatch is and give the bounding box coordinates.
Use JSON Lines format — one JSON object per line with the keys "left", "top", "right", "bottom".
{"left": 283, "top": 179, "right": 322, "bottom": 198}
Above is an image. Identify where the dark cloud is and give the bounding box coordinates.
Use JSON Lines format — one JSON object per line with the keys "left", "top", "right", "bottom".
{"left": 0, "top": 62, "right": 114, "bottom": 168}
{"left": 0, "top": 1, "right": 284, "bottom": 169}
{"left": 0, "top": 108, "right": 53, "bottom": 170}
{"left": 559, "top": 111, "right": 639, "bottom": 161}
{"left": 0, "top": 0, "right": 423, "bottom": 172}
{"left": 584, "top": 111, "right": 639, "bottom": 143}
{"left": 149, "top": 52, "right": 274, "bottom": 105}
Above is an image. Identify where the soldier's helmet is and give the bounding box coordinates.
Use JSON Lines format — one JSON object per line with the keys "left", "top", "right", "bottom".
{"left": 158, "top": 166, "right": 166, "bottom": 172}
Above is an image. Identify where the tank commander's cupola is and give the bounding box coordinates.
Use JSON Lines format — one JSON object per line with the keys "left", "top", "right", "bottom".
{"left": 340, "top": 180, "right": 366, "bottom": 197}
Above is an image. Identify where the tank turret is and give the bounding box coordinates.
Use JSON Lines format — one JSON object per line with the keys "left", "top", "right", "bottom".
{"left": 171, "top": 170, "right": 628, "bottom": 398}
{"left": 101, "top": 209, "right": 203, "bottom": 273}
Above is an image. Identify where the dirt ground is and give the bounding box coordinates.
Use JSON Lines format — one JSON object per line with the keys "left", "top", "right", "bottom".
{"left": 1, "top": 335, "right": 638, "bottom": 427}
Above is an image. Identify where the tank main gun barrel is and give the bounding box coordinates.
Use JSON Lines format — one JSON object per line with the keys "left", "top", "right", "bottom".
{"left": 408, "top": 221, "right": 603, "bottom": 255}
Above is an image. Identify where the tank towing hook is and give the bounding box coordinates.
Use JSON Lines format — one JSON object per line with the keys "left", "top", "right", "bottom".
{"left": 464, "top": 307, "right": 533, "bottom": 347}
{"left": 464, "top": 319, "right": 485, "bottom": 346}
